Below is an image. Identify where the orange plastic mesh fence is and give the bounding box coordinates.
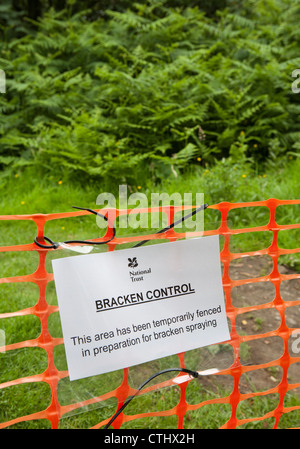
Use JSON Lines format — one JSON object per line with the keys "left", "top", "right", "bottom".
{"left": 0, "top": 198, "right": 300, "bottom": 429}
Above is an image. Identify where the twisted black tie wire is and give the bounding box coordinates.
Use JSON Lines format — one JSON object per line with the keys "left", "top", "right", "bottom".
{"left": 103, "top": 367, "right": 200, "bottom": 429}
{"left": 34, "top": 207, "right": 116, "bottom": 249}
{"left": 34, "top": 203, "right": 208, "bottom": 250}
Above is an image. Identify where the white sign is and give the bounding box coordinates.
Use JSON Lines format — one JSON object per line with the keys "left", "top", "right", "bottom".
{"left": 52, "top": 236, "right": 230, "bottom": 381}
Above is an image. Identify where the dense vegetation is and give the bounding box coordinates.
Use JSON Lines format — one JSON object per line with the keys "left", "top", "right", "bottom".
{"left": 0, "top": 0, "right": 300, "bottom": 430}
{"left": 0, "top": 0, "right": 300, "bottom": 189}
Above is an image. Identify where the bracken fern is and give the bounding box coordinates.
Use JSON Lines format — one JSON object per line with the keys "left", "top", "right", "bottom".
{"left": 0, "top": 0, "right": 299, "bottom": 187}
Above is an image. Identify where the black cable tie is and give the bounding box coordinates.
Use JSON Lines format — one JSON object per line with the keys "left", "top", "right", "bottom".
{"left": 34, "top": 236, "right": 59, "bottom": 249}
{"left": 103, "top": 367, "right": 199, "bottom": 429}
{"left": 133, "top": 202, "right": 208, "bottom": 247}
{"left": 33, "top": 207, "right": 116, "bottom": 249}
{"left": 33, "top": 204, "right": 208, "bottom": 250}
{"left": 72, "top": 206, "right": 108, "bottom": 221}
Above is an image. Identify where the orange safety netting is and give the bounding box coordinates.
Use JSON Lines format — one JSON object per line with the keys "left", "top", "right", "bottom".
{"left": 0, "top": 198, "right": 300, "bottom": 429}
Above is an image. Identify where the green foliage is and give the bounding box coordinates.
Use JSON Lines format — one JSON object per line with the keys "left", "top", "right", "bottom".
{"left": 0, "top": 0, "right": 230, "bottom": 25}
{"left": 0, "top": 0, "right": 300, "bottom": 187}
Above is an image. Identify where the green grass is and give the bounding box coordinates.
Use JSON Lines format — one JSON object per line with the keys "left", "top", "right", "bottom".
{"left": 0, "top": 159, "right": 299, "bottom": 429}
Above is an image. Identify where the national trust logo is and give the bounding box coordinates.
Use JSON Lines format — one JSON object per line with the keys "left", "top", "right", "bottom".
{"left": 127, "top": 256, "right": 151, "bottom": 283}
{"left": 128, "top": 257, "right": 138, "bottom": 268}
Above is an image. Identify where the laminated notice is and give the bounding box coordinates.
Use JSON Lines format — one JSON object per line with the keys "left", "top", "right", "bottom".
{"left": 52, "top": 235, "right": 230, "bottom": 381}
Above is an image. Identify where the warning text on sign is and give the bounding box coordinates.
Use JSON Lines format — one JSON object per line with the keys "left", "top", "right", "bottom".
{"left": 52, "top": 236, "right": 230, "bottom": 380}
{"left": 70, "top": 305, "right": 223, "bottom": 359}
